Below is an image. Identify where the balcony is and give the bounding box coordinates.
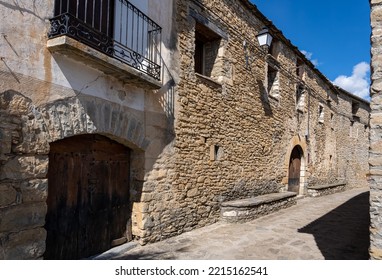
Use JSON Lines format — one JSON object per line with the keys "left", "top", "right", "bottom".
{"left": 47, "top": 0, "right": 162, "bottom": 89}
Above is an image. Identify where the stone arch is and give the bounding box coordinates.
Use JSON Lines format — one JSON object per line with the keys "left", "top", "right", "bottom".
{"left": 38, "top": 96, "right": 150, "bottom": 151}
{"left": 26, "top": 95, "right": 149, "bottom": 257}
{"left": 284, "top": 135, "right": 308, "bottom": 195}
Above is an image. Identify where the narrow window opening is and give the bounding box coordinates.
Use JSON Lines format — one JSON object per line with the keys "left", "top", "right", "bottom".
{"left": 194, "top": 23, "right": 221, "bottom": 77}
{"left": 210, "top": 144, "right": 223, "bottom": 161}
{"left": 267, "top": 65, "right": 279, "bottom": 99}
{"left": 352, "top": 101, "right": 360, "bottom": 116}
{"left": 296, "top": 84, "right": 305, "bottom": 112}
{"left": 318, "top": 105, "right": 324, "bottom": 123}
{"left": 296, "top": 58, "right": 304, "bottom": 79}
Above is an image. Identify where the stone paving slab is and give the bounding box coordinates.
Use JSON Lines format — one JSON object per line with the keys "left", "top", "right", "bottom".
{"left": 97, "top": 187, "right": 370, "bottom": 260}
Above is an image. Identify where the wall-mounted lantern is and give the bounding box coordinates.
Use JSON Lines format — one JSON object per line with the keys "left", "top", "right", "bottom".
{"left": 243, "top": 27, "right": 273, "bottom": 69}
{"left": 256, "top": 27, "right": 273, "bottom": 48}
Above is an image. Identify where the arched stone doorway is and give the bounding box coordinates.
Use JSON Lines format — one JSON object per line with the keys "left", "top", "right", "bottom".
{"left": 288, "top": 145, "right": 304, "bottom": 193}
{"left": 44, "top": 134, "right": 132, "bottom": 259}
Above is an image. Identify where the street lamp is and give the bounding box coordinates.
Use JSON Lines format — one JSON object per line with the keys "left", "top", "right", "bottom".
{"left": 256, "top": 27, "right": 273, "bottom": 48}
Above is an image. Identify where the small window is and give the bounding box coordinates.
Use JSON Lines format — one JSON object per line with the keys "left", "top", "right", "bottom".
{"left": 352, "top": 101, "right": 359, "bottom": 116}
{"left": 318, "top": 105, "right": 324, "bottom": 123}
{"left": 210, "top": 144, "right": 223, "bottom": 161}
{"left": 296, "top": 84, "right": 305, "bottom": 112}
{"left": 194, "top": 23, "right": 221, "bottom": 77}
{"left": 296, "top": 58, "right": 304, "bottom": 79}
{"left": 267, "top": 65, "right": 279, "bottom": 99}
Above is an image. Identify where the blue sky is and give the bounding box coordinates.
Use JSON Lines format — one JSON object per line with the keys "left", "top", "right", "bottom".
{"left": 252, "top": 0, "right": 371, "bottom": 100}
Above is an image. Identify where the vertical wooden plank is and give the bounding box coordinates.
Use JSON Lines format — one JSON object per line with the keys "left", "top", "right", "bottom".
{"left": 45, "top": 134, "right": 131, "bottom": 259}
{"left": 288, "top": 147, "right": 301, "bottom": 193}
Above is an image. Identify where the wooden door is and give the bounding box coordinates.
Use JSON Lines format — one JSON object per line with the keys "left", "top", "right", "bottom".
{"left": 44, "top": 134, "right": 131, "bottom": 259}
{"left": 288, "top": 146, "right": 301, "bottom": 193}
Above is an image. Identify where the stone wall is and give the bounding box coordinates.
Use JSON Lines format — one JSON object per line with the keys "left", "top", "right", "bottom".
{"left": 370, "top": 0, "right": 382, "bottom": 260}
{"left": 0, "top": 92, "right": 48, "bottom": 259}
{"left": 136, "top": 0, "right": 370, "bottom": 244}
{"left": 0, "top": 89, "right": 156, "bottom": 258}
{"left": 0, "top": 0, "right": 175, "bottom": 258}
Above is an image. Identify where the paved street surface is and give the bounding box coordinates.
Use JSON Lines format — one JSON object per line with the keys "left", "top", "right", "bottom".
{"left": 97, "top": 187, "right": 370, "bottom": 260}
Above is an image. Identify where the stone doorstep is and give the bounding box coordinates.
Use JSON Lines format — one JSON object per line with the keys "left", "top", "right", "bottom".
{"left": 220, "top": 191, "right": 298, "bottom": 223}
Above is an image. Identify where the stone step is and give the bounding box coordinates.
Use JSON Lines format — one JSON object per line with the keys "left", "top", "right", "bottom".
{"left": 220, "top": 191, "right": 297, "bottom": 223}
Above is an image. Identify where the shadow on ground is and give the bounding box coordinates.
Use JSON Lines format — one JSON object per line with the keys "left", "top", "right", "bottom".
{"left": 298, "top": 191, "right": 370, "bottom": 260}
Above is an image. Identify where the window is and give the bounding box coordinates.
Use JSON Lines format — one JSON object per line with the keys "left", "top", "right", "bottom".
{"left": 296, "top": 58, "right": 304, "bottom": 79}
{"left": 265, "top": 42, "right": 281, "bottom": 99}
{"left": 318, "top": 104, "right": 324, "bottom": 123}
{"left": 267, "top": 65, "right": 279, "bottom": 98}
{"left": 194, "top": 23, "right": 221, "bottom": 77}
{"left": 352, "top": 101, "right": 359, "bottom": 115}
{"left": 330, "top": 113, "right": 335, "bottom": 131}
{"left": 210, "top": 145, "right": 223, "bottom": 161}
{"left": 351, "top": 101, "right": 360, "bottom": 121}
{"left": 296, "top": 84, "right": 305, "bottom": 112}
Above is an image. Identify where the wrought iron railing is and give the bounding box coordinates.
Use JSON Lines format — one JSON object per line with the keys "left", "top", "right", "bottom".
{"left": 48, "top": 0, "right": 162, "bottom": 81}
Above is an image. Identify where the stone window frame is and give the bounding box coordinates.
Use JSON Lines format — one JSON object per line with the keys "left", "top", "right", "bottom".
{"left": 190, "top": 8, "right": 228, "bottom": 84}
{"left": 296, "top": 83, "right": 306, "bottom": 112}
{"left": 194, "top": 23, "right": 222, "bottom": 77}
{"left": 318, "top": 104, "right": 324, "bottom": 124}
{"left": 351, "top": 100, "right": 360, "bottom": 122}
{"left": 330, "top": 112, "right": 335, "bottom": 131}
{"left": 210, "top": 144, "right": 223, "bottom": 161}
{"left": 294, "top": 56, "right": 306, "bottom": 112}
{"left": 352, "top": 101, "right": 360, "bottom": 115}
{"left": 265, "top": 54, "right": 281, "bottom": 100}
{"left": 296, "top": 58, "right": 305, "bottom": 79}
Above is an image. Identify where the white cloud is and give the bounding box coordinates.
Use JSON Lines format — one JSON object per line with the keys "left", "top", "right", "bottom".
{"left": 333, "top": 62, "right": 370, "bottom": 100}
{"left": 301, "top": 50, "right": 319, "bottom": 66}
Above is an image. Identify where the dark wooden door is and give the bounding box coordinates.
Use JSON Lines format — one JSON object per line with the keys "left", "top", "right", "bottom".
{"left": 288, "top": 146, "right": 301, "bottom": 193}
{"left": 44, "top": 134, "right": 130, "bottom": 259}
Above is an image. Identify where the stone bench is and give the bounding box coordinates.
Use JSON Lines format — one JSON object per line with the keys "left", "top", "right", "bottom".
{"left": 220, "top": 191, "right": 297, "bottom": 223}
{"left": 307, "top": 181, "right": 346, "bottom": 197}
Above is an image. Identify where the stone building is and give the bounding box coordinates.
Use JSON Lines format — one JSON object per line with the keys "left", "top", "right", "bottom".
{"left": 370, "top": 0, "right": 382, "bottom": 260}
{"left": 0, "top": 0, "right": 369, "bottom": 259}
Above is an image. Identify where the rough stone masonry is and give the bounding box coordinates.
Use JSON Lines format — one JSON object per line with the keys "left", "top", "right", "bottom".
{"left": 370, "top": 0, "right": 382, "bottom": 260}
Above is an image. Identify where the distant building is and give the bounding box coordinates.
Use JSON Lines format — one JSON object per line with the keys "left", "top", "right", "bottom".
{"left": 0, "top": 0, "right": 369, "bottom": 259}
